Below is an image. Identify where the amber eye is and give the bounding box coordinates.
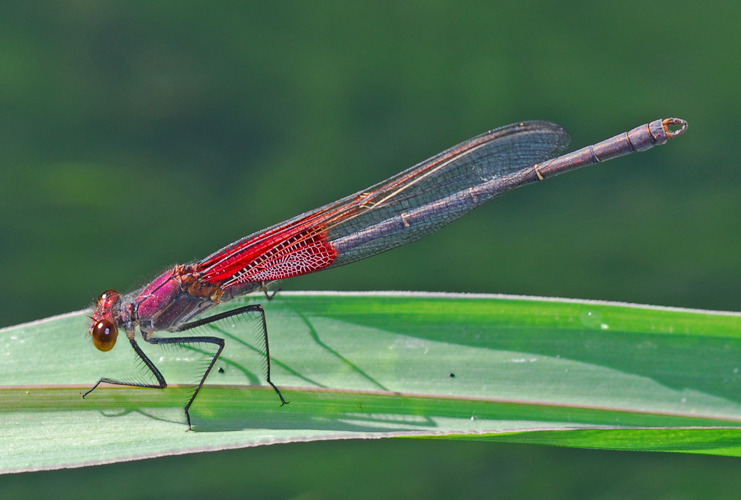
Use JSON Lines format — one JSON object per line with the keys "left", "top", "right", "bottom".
{"left": 97, "top": 289, "right": 119, "bottom": 304}
{"left": 91, "top": 319, "right": 118, "bottom": 352}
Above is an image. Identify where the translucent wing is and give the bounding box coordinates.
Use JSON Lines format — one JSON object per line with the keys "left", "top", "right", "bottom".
{"left": 325, "top": 121, "right": 569, "bottom": 265}
{"left": 196, "top": 121, "right": 570, "bottom": 287}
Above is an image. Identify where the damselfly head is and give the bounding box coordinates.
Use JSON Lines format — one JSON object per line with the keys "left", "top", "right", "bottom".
{"left": 89, "top": 289, "right": 121, "bottom": 352}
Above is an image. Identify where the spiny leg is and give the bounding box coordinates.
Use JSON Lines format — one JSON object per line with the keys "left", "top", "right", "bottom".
{"left": 83, "top": 338, "right": 167, "bottom": 395}
{"left": 261, "top": 281, "right": 281, "bottom": 301}
{"left": 177, "top": 304, "right": 288, "bottom": 406}
{"left": 84, "top": 305, "right": 286, "bottom": 430}
{"left": 144, "top": 333, "right": 224, "bottom": 430}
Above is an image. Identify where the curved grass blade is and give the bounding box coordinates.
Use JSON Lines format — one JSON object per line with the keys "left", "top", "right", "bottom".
{"left": 1, "top": 291, "right": 740, "bottom": 473}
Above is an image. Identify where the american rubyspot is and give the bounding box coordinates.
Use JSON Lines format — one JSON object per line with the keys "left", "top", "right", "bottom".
{"left": 85, "top": 117, "right": 688, "bottom": 429}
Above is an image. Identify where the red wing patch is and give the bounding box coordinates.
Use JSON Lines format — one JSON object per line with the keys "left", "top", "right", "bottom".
{"left": 226, "top": 231, "right": 337, "bottom": 285}
{"left": 199, "top": 227, "right": 338, "bottom": 287}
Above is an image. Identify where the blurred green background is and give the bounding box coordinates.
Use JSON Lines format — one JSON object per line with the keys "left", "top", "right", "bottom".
{"left": 1, "top": 1, "right": 740, "bottom": 498}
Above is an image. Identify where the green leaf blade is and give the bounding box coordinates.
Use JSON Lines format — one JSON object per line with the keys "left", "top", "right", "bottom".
{"left": 2, "top": 292, "right": 741, "bottom": 473}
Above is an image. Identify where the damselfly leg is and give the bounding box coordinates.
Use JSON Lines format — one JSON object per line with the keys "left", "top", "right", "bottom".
{"left": 85, "top": 304, "right": 286, "bottom": 430}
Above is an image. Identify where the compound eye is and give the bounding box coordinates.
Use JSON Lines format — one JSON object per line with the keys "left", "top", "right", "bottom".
{"left": 97, "top": 290, "right": 119, "bottom": 304}
{"left": 91, "top": 319, "right": 118, "bottom": 352}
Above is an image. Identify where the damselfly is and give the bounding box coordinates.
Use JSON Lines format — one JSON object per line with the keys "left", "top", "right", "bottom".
{"left": 86, "top": 117, "right": 687, "bottom": 429}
